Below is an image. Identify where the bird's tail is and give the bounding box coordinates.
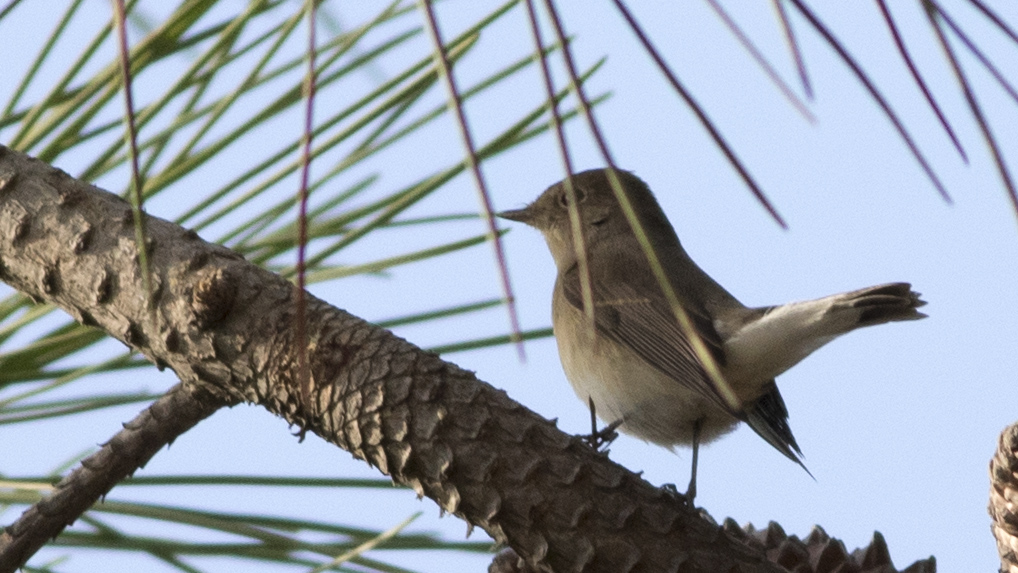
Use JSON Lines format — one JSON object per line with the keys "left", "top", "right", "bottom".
{"left": 837, "top": 282, "right": 927, "bottom": 327}
{"left": 740, "top": 283, "right": 924, "bottom": 476}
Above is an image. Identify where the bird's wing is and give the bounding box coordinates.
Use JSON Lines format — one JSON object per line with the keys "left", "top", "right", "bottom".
{"left": 562, "top": 263, "right": 808, "bottom": 467}
{"left": 560, "top": 263, "right": 733, "bottom": 415}
{"left": 745, "top": 382, "right": 810, "bottom": 471}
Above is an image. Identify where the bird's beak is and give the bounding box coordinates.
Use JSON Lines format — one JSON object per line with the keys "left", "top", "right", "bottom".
{"left": 496, "top": 207, "right": 533, "bottom": 224}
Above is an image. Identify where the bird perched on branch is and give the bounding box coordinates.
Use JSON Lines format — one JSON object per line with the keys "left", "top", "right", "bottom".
{"left": 499, "top": 168, "right": 926, "bottom": 503}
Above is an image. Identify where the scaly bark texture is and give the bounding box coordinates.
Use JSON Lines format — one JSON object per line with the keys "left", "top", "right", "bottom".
{"left": 491, "top": 522, "right": 936, "bottom": 573}
{"left": 0, "top": 145, "right": 935, "bottom": 572}
{"left": 991, "top": 421, "right": 1018, "bottom": 573}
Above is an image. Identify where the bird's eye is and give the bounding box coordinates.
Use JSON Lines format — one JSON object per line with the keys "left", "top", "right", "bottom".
{"left": 557, "top": 186, "right": 585, "bottom": 207}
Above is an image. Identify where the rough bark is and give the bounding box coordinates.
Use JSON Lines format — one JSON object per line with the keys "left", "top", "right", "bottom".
{"left": 0, "top": 383, "right": 226, "bottom": 571}
{"left": 492, "top": 522, "right": 937, "bottom": 573}
{"left": 0, "top": 145, "right": 934, "bottom": 572}
{"left": 991, "top": 421, "right": 1018, "bottom": 572}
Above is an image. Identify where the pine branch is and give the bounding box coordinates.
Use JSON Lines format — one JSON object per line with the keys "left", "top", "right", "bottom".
{"left": 0, "top": 145, "right": 934, "bottom": 572}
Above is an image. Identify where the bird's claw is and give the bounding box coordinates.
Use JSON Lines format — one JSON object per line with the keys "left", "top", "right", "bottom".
{"left": 582, "top": 418, "right": 622, "bottom": 452}
{"left": 661, "top": 482, "right": 695, "bottom": 507}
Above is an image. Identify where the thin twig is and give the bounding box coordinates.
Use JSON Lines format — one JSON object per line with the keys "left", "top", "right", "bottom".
{"left": 417, "top": 0, "right": 526, "bottom": 360}
{"left": 924, "top": 1, "right": 1018, "bottom": 221}
{"left": 966, "top": 0, "right": 1018, "bottom": 46}
{"left": 522, "top": 0, "right": 594, "bottom": 321}
{"left": 786, "top": 0, "right": 951, "bottom": 202}
{"left": 611, "top": 0, "right": 787, "bottom": 228}
{"left": 874, "top": 0, "right": 967, "bottom": 162}
{"left": 772, "top": 0, "right": 813, "bottom": 98}
{"left": 112, "top": 0, "right": 156, "bottom": 324}
{"left": 704, "top": 0, "right": 815, "bottom": 123}
{"left": 0, "top": 0, "right": 24, "bottom": 20}
{"left": 934, "top": 0, "right": 1018, "bottom": 106}
{"left": 295, "top": 0, "right": 318, "bottom": 424}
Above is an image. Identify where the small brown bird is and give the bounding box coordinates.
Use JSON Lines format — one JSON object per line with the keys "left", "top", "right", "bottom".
{"left": 499, "top": 168, "right": 926, "bottom": 502}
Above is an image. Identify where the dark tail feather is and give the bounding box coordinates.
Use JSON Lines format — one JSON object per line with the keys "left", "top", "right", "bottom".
{"left": 745, "top": 383, "right": 814, "bottom": 479}
{"left": 846, "top": 282, "right": 927, "bottom": 326}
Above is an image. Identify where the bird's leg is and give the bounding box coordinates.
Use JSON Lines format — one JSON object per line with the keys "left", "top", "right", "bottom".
{"left": 685, "top": 419, "right": 703, "bottom": 505}
{"left": 582, "top": 396, "right": 621, "bottom": 452}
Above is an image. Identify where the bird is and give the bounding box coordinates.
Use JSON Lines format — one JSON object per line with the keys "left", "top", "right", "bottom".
{"left": 498, "top": 167, "right": 926, "bottom": 503}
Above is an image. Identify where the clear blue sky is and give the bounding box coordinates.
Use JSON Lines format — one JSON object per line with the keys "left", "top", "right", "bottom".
{"left": 2, "top": 2, "right": 1016, "bottom": 572}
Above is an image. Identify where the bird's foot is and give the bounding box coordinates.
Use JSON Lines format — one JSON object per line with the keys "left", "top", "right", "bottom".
{"left": 581, "top": 419, "right": 622, "bottom": 453}
{"left": 661, "top": 483, "right": 695, "bottom": 507}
